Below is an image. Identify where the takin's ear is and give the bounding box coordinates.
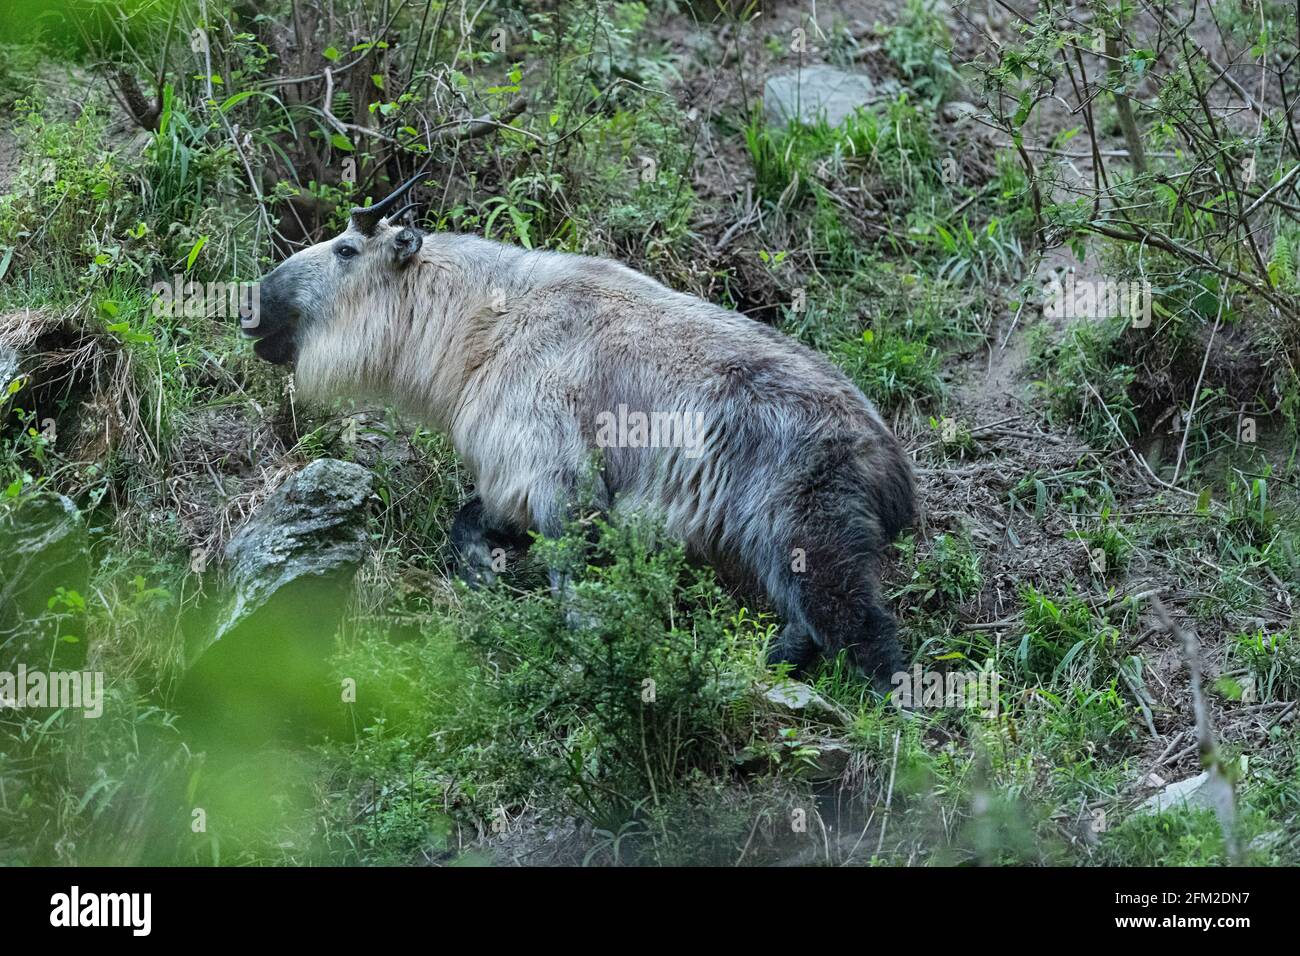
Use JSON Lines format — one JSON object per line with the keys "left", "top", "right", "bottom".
{"left": 392, "top": 227, "right": 423, "bottom": 266}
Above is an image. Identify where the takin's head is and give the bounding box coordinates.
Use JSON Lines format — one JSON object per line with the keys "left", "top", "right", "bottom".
{"left": 245, "top": 172, "right": 428, "bottom": 373}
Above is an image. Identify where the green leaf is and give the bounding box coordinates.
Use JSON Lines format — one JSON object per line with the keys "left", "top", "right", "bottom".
{"left": 186, "top": 235, "right": 208, "bottom": 272}
{"left": 330, "top": 133, "right": 354, "bottom": 152}
{"left": 218, "top": 90, "right": 257, "bottom": 113}
{"left": 1013, "top": 92, "right": 1033, "bottom": 127}
{"left": 323, "top": 46, "right": 341, "bottom": 62}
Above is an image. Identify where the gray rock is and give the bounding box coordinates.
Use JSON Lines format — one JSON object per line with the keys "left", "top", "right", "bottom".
{"left": 681, "top": 32, "right": 721, "bottom": 65}
{"left": 333, "top": 412, "right": 418, "bottom": 470}
{"left": 212, "top": 457, "right": 375, "bottom": 644}
{"left": 799, "top": 738, "right": 853, "bottom": 782}
{"left": 759, "top": 678, "right": 852, "bottom": 725}
{"left": 1138, "top": 772, "right": 1213, "bottom": 814}
{"left": 1250, "top": 828, "right": 1285, "bottom": 853}
{"left": 179, "top": 459, "right": 376, "bottom": 744}
{"left": 735, "top": 732, "right": 853, "bottom": 782}
{"left": 764, "top": 66, "right": 874, "bottom": 128}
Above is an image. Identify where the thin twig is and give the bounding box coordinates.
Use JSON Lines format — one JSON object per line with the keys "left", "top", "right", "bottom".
{"left": 874, "top": 729, "right": 901, "bottom": 858}
{"left": 1172, "top": 290, "right": 1227, "bottom": 485}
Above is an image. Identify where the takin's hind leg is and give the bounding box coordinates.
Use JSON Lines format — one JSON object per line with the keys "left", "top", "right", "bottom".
{"left": 449, "top": 495, "right": 532, "bottom": 588}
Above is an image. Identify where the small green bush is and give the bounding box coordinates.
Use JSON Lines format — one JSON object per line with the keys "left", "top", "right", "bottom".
{"left": 461, "top": 511, "right": 758, "bottom": 837}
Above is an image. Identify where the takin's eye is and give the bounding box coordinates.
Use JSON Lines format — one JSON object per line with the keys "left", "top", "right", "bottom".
{"left": 334, "top": 243, "right": 359, "bottom": 261}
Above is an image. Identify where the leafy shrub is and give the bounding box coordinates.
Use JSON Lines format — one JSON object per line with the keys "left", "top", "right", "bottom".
{"left": 901, "top": 532, "right": 982, "bottom": 605}
{"left": 0, "top": 100, "right": 137, "bottom": 286}
{"left": 461, "top": 510, "right": 758, "bottom": 837}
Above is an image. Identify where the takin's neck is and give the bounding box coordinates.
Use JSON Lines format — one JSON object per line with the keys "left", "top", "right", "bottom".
{"left": 378, "top": 233, "right": 531, "bottom": 432}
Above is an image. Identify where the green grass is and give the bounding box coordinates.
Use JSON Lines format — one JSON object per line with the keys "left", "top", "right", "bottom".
{"left": 1027, "top": 313, "right": 1137, "bottom": 447}
{"left": 832, "top": 326, "right": 945, "bottom": 409}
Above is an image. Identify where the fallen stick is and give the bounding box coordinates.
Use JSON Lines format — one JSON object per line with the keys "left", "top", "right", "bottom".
{"left": 1149, "top": 594, "right": 1241, "bottom": 864}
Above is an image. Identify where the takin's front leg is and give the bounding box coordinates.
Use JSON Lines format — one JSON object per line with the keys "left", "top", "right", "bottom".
{"left": 765, "top": 621, "right": 820, "bottom": 676}
{"left": 449, "top": 494, "right": 533, "bottom": 588}
{"left": 529, "top": 467, "right": 611, "bottom": 628}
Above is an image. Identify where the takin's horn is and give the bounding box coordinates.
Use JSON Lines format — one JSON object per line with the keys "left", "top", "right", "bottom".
{"left": 350, "top": 164, "right": 432, "bottom": 236}
{"left": 386, "top": 201, "right": 422, "bottom": 225}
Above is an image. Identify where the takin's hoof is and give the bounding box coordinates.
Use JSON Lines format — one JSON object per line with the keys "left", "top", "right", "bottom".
{"left": 451, "top": 540, "right": 499, "bottom": 589}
